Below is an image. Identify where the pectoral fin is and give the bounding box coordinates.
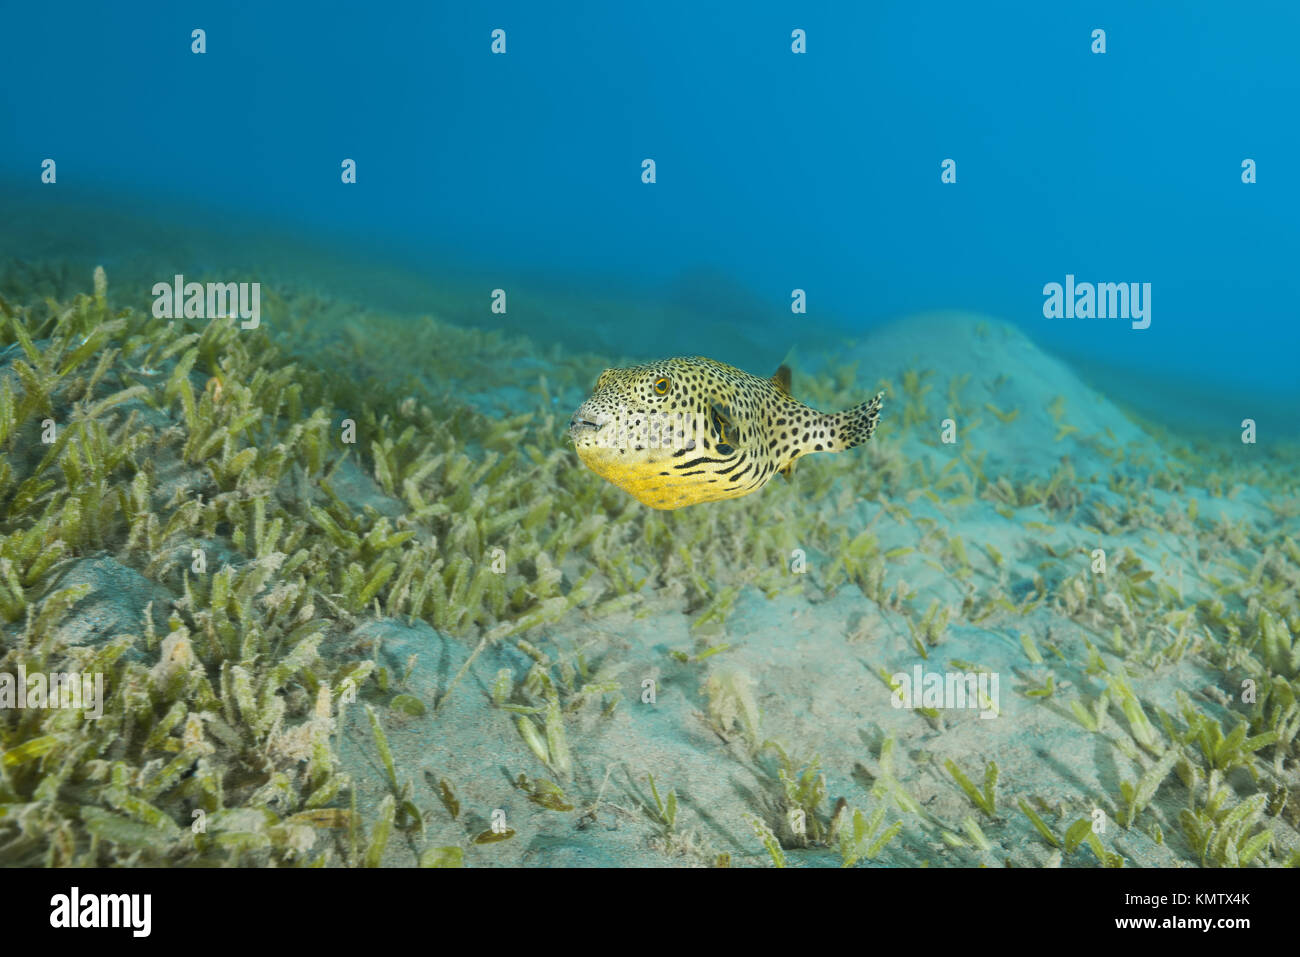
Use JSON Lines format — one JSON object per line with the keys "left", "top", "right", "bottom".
{"left": 709, "top": 403, "right": 739, "bottom": 455}
{"left": 777, "top": 460, "right": 797, "bottom": 482}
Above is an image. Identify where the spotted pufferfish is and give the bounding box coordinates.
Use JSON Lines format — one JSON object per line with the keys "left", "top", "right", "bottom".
{"left": 568, "top": 356, "right": 884, "bottom": 509}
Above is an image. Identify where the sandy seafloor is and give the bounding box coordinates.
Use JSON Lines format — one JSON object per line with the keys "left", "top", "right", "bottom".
{"left": 2, "top": 207, "right": 1298, "bottom": 868}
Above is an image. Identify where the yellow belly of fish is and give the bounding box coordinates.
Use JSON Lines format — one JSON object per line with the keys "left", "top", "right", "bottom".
{"left": 577, "top": 450, "right": 759, "bottom": 509}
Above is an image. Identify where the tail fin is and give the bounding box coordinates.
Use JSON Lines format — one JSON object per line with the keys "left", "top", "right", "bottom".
{"left": 831, "top": 391, "right": 885, "bottom": 450}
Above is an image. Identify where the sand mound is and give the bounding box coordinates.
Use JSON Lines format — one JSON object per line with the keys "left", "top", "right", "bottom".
{"left": 823, "top": 311, "right": 1161, "bottom": 479}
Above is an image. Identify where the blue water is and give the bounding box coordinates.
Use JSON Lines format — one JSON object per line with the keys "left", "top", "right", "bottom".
{"left": 2, "top": 1, "right": 1297, "bottom": 411}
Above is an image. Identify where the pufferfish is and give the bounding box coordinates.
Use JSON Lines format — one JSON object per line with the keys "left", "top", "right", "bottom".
{"left": 567, "top": 356, "right": 884, "bottom": 509}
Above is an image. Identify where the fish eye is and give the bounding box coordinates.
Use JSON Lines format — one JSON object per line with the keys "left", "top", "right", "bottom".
{"left": 653, "top": 376, "right": 671, "bottom": 396}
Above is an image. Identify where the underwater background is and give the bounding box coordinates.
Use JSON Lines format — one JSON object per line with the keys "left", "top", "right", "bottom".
{"left": 0, "top": 1, "right": 1297, "bottom": 867}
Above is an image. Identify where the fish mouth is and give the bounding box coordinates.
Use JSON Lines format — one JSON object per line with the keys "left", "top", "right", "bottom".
{"left": 567, "top": 417, "right": 604, "bottom": 441}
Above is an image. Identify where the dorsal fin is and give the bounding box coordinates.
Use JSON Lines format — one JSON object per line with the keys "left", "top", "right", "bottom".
{"left": 770, "top": 364, "right": 792, "bottom": 396}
